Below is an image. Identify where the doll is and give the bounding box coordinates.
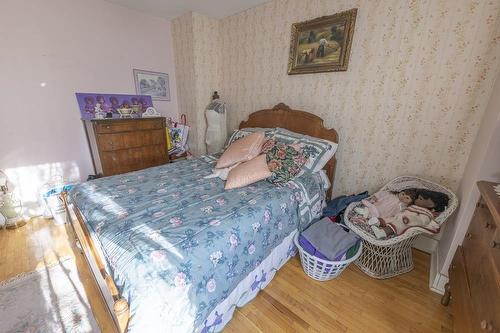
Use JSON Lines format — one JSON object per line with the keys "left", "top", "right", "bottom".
{"left": 94, "top": 102, "right": 105, "bottom": 119}
{"left": 355, "top": 189, "right": 417, "bottom": 219}
{"left": 369, "top": 189, "right": 449, "bottom": 239}
{"left": 84, "top": 96, "right": 95, "bottom": 114}
{"left": 140, "top": 98, "right": 149, "bottom": 112}
{"left": 110, "top": 96, "right": 120, "bottom": 114}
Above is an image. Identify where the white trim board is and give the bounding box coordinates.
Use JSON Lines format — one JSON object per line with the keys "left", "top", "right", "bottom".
{"left": 411, "top": 235, "right": 447, "bottom": 294}
{"left": 429, "top": 248, "right": 448, "bottom": 294}
{"left": 412, "top": 234, "right": 438, "bottom": 254}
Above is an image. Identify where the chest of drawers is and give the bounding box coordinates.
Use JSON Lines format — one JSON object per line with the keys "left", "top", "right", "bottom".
{"left": 84, "top": 118, "right": 169, "bottom": 176}
{"left": 442, "top": 181, "right": 500, "bottom": 332}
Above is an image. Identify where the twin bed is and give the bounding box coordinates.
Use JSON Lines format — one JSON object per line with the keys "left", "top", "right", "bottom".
{"left": 63, "top": 103, "right": 338, "bottom": 332}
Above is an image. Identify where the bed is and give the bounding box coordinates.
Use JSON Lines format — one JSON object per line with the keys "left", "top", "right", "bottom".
{"left": 63, "top": 103, "right": 338, "bottom": 332}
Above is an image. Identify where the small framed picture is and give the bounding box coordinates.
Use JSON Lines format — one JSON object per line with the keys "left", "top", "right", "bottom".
{"left": 133, "top": 69, "right": 170, "bottom": 101}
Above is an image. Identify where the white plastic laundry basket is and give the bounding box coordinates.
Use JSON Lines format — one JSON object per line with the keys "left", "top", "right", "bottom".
{"left": 294, "top": 232, "right": 362, "bottom": 281}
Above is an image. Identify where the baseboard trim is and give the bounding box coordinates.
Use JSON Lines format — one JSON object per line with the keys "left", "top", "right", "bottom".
{"left": 412, "top": 234, "right": 438, "bottom": 254}
{"left": 429, "top": 249, "right": 448, "bottom": 295}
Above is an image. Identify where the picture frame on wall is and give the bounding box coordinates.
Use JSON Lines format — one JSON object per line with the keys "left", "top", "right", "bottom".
{"left": 288, "top": 8, "right": 357, "bottom": 75}
{"left": 133, "top": 69, "right": 170, "bottom": 101}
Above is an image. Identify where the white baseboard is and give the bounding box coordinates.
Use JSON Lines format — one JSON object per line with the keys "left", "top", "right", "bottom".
{"left": 429, "top": 248, "right": 448, "bottom": 295}
{"left": 412, "top": 234, "right": 438, "bottom": 254}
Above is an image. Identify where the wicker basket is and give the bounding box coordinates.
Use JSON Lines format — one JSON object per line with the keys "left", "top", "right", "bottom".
{"left": 294, "top": 233, "right": 362, "bottom": 281}
{"left": 344, "top": 176, "right": 458, "bottom": 279}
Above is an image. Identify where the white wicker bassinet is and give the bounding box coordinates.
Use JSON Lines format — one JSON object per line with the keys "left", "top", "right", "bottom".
{"left": 344, "top": 176, "right": 458, "bottom": 279}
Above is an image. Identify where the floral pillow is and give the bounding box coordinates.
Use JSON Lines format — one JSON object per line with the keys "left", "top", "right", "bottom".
{"left": 273, "top": 128, "right": 337, "bottom": 173}
{"left": 264, "top": 140, "right": 307, "bottom": 184}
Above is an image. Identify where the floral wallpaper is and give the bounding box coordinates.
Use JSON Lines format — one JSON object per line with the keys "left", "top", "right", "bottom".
{"left": 174, "top": 0, "right": 500, "bottom": 195}
{"left": 172, "top": 13, "right": 221, "bottom": 155}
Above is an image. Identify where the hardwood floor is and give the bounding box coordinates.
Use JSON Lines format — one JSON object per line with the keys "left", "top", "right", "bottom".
{"left": 0, "top": 218, "right": 453, "bottom": 332}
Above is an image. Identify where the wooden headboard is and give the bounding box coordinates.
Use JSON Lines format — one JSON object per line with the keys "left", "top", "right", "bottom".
{"left": 239, "top": 103, "right": 338, "bottom": 199}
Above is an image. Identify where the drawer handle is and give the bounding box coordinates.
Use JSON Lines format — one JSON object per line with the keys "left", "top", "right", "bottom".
{"left": 108, "top": 141, "right": 114, "bottom": 146}
{"left": 106, "top": 125, "right": 111, "bottom": 129}
{"left": 480, "top": 320, "right": 494, "bottom": 331}
{"left": 466, "top": 232, "right": 472, "bottom": 240}
{"left": 491, "top": 240, "right": 500, "bottom": 249}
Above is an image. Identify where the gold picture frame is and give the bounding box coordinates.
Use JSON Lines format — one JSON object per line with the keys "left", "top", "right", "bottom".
{"left": 288, "top": 8, "right": 357, "bottom": 75}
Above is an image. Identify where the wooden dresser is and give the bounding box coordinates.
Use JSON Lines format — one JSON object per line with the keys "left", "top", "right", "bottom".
{"left": 442, "top": 181, "right": 500, "bottom": 332}
{"left": 84, "top": 118, "right": 169, "bottom": 177}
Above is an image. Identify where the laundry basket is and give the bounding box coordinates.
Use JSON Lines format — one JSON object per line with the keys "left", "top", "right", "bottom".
{"left": 293, "top": 232, "right": 362, "bottom": 281}
{"left": 344, "top": 176, "right": 458, "bottom": 279}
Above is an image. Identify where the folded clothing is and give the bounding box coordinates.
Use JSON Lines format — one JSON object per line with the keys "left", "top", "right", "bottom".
{"left": 300, "top": 217, "right": 360, "bottom": 261}
{"left": 298, "top": 234, "right": 330, "bottom": 261}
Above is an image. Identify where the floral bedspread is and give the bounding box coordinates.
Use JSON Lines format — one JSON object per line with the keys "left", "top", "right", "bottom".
{"left": 69, "top": 155, "right": 325, "bottom": 333}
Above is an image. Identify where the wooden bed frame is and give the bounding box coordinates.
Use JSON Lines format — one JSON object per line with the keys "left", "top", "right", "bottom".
{"left": 62, "top": 103, "right": 338, "bottom": 333}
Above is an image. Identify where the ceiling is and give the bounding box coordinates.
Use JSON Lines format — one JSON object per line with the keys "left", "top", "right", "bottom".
{"left": 105, "top": 0, "right": 271, "bottom": 19}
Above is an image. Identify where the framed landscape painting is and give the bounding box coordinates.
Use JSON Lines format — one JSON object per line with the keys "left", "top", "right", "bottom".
{"left": 288, "top": 8, "right": 357, "bottom": 75}
{"left": 133, "top": 69, "right": 170, "bottom": 101}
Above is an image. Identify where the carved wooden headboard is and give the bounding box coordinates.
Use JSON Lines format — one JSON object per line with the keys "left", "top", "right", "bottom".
{"left": 239, "top": 103, "right": 338, "bottom": 199}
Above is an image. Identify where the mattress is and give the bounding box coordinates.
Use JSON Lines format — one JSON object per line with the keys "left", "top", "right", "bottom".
{"left": 69, "top": 155, "right": 325, "bottom": 332}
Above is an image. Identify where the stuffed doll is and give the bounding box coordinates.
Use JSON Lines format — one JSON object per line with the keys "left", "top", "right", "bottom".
{"left": 355, "top": 189, "right": 417, "bottom": 219}
{"left": 369, "top": 189, "right": 449, "bottom": 239}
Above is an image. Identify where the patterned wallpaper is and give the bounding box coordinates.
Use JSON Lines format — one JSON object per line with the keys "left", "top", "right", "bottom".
{"left": 172, "top": 13, "right": 221, "bottom": 155}
{"left": 172, "top": 13, "right": 198, "bottom": 152}
{"left": 174, "top": 0, "right": 500, "bottom": 195}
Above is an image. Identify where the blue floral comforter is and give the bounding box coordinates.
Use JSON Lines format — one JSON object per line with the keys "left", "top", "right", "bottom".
{"left": 69, "top": 155, "right": 325, "bottom": 332}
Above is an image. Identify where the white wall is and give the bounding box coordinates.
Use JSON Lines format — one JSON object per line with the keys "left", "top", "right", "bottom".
{"left": 0, "top": 0, "right": 179, "bottom": 213}
{"left": 436, "top": 72, "right": 500, "bottom": 280}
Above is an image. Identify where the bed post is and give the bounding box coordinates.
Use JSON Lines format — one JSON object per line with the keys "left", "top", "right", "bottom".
{"left": 114, "top": 297, "right": 130, "bottom": 333}
{"left": 61, "top": 191, "right": 130, "bottom": 333}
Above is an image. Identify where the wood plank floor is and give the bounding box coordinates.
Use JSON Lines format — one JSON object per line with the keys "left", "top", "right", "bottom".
{"left": 0, "top": 218, "right": 453, "bottom": 332}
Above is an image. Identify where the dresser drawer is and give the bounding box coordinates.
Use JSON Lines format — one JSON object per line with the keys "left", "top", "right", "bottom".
{"left": 461, "top": 198, "right": 500, "bottom": 332}
{"left": 468, "top": 252, "right": 500, "bottom": 333}
{"left": 462, "top": 205, "right": 491, "bottom": 276}
{"left": 100, "top": 144, "right": 168, "bottom": 176}
{"left": 449, "top": 246, "right": 476, "bottom": 333}
{"left": 94, "top": 118, "right": 164, "bottom": 134}
{"left": 97, "top": 129, "right": 165, "bottom": 151}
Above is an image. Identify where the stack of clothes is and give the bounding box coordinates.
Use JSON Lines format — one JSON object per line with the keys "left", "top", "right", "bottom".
{"left": 298, "top": 217, "right": 360, "bottom": 262}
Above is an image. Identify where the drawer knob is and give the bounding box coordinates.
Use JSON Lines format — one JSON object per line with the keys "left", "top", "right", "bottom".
{"left": 491, "top": 240, "right": 500, "bottom": 249}
{"left": 108, "top": 141, "right": 114, "bottom": 145}
{"left": 106, "top": 125, "right": 111, "bottom": 129}
{"left": 485, "top": 219, "right": 492, "bottom": 228}
{"left": 480, "top": 320, "right": 494, "bottom": 331}
{"left": 466, "top": 232, "right": 472, "bottom": 239}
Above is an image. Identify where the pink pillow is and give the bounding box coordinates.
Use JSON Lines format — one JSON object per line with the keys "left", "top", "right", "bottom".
{"left": 216, "top": 132, "right": 266, "bottom": 169}
{"left": 225, "top": 154, "right": 271, "bottom": 190}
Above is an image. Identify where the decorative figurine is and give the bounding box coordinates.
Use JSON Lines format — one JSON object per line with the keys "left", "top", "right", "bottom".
{"left": 94, "top": 103, "right": 105, "bottom": 119}
{"left": 142, "top": 107, "right": 161, "bottom": 118}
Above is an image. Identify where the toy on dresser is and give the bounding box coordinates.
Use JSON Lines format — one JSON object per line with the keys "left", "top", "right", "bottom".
{"left": 360, "top": 189, "right": 450, "bottom": 239}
